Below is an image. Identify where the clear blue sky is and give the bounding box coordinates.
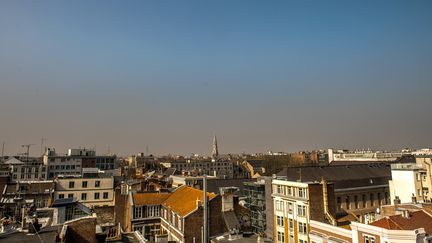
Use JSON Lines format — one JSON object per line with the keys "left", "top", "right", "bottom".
{"left": 1, "top": 1, "right": 432, "bottom": 156}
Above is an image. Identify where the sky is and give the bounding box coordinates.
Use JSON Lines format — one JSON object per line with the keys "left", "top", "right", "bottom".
{"left": 1, "top": 1, "right": 432, "bottom": 156}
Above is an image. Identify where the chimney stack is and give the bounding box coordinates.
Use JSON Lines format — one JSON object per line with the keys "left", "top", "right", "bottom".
{"left": 394, "top": 196, "right": 401, "bottom": 205}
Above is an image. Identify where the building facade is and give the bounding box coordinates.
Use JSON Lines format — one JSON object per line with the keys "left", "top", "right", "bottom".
{"left": 272, "top": 178, "right": 336, "bottom": 243}
{"left": 122, "top": 186, "right": 225, "bottom": 243}
{"left": 161, "top": 161, "right": 234, "bottom": 179}
{"left": 54, "top": 175, "right": 114, "bottom": 207}
{"left": 244, "top": 179, "right": 266, "bottom": 235}
{"left": 4, "top": 157, "right": 48, "bottom": 181}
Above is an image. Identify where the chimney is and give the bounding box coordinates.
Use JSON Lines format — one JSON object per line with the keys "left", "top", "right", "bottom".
{"left": 196, "top": 197, "right": 202, "bottom": 208}
{"left": 394, "top": 196, "right": 401, "bottom": 205}
{"left": 402, "top": 210, "right": 411, "bottom": 219}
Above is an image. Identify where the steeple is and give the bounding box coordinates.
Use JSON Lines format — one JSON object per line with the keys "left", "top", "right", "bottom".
{"left": 211, "top": 135, "right": 219, "bottom": 162}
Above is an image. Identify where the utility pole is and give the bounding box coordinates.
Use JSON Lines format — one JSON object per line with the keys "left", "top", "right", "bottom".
{"left": 203, "top": 175, "right": 208, "bottom": 243}
{"left": 1, "top": 142, "right": 4, "bottom": 158}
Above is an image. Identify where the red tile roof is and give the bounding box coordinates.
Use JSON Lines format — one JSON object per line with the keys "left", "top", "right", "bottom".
{"left": 370, "top": 210, "right": 432, "bottom": 234}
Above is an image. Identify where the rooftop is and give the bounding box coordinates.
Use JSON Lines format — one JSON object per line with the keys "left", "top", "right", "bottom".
{"left": 132, "top": 192, "right": 171, "bottom": 206}
{"left": 276, "top": 164, "right": 391, "bottom": 189}
{"left": 162, "top": 186, "right": 216, "bottom": 217}
{"left": 370, "top": 210, "right": 432, "bottom": 234}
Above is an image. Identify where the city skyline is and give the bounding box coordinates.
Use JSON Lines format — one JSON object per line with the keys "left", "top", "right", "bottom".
{"left": 1, "top": 1, "right": 432, "bottom": 156}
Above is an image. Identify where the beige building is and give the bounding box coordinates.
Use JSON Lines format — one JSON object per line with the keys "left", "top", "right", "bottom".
{"left": 389, "top": 156, "right": 432, "bottom": 204}
{"left": 54, "top": 175, "right": 114, "bottom": 207}
{"left": 272, "top": 178, "right": 336, "bottom": 243}
{"left": 310, "top": 206, "right": 432, "bottom": 243}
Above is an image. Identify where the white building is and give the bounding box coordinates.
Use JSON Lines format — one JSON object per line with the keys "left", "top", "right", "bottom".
{"left": 4, "top": 157, "right": 48, "bottom": 181}
{"left": 327, "top": 148, "right": 404, "bottom": 163}
{"left": 44, "top": 148, "right": 82, "bottom": 179}
{"left": 389, "top": 163, "right": 428, "bottom": 204}
{"left": 54, "top": 175, "right": 114, "bottom": 208}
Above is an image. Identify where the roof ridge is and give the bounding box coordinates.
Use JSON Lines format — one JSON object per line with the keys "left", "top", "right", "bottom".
{"left": 387, "top": 215, "right": 404, "bottom": 230}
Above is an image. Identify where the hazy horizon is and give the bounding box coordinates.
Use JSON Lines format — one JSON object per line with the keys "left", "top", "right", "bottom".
{"left": 1, "top": 1, "right": 432, "bottom": 156}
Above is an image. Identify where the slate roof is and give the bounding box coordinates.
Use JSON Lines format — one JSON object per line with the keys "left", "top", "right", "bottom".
{"left": 207, "top": 178, "right": 256, "bottom": 194}
{"left": 276, "top": 164, "right": 391, "bottom": 189}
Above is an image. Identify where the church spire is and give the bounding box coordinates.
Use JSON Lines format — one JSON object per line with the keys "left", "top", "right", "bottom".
{"left": 211, "top": 135, "right": 219, "bottom": 162}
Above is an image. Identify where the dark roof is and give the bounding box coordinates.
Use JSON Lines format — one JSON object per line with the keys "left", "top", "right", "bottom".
{"left": 207, "top": 178, "right": 257, "bottom": 194}
{"left": 163, "top": 168, "right": 177, "bottom": 176}
{"left": 328, "top": 161, "right": 390, "bottom": 166}
{"left": 244, "top": 160, "right": 265, "bottom": 168}
{"left": 4, "top": 181, "right": 54, "bottom": 194}
{"left": 0, "top": 225, "right": 58, "bottom": 243}
{"left": 51, "top": 197, "right": 77, "bottom": 206}
{"left": 276, "top": 164, "right": 391, "bottom": 189}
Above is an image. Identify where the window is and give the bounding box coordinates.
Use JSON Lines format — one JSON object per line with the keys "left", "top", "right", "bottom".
{"left": 298, "top": 222, "right": 307, "bottom": 235}
{"left": 95, "top": 181, "right": 100, "bottom": 187}
{"left": 134, "top": 206, "right": 143, "bottom": 219}
{"left": 287, "top": 187, "right": 292, "bottom": 196}
{"left": 94, "top": 192, "right": 100, "bottom": 200}
{"left": 68, "top": 193, "right": 74, "bottom": 198}
{"left": 69, "top": 181, "right": 75, "bottom": 188}
{"left": 178, "top": 217, "right": 182, "bottom": 230}
{"left": 103, "top": 192, "right": 109, "bottom": 199}
{"left": 81, "top": 193, "right": 87, "bottom": 200}
{"left": 346, "top": 196, "right": 350, "bottom": 209}
{"left": 277, "top": 231, "right": 285, "bottom": 243}
{"left": 276, "top": 185, "right": 284, "bottom": 194}
{"left": 298, "top": 188, "right": 306, "bottom": 198}
{"left": 288, "top": 202, "right": 293, "bottom": 214}
{"left": 276, "top": 216, "right": 284, "bottom": 227}
{"left": 59, "top": 194, "right": 64, "bottom": 199}
{"left": 82, "top": 181, "right": 88, "bottom": 188}
{"left": 364, "top": 235, "right": 375, "bottom": 243}
{"left": 276, "top": 200, "right": 284, "bottom": 211}
{"left": 297, "top": 205, "right": 306, "bottom": 217}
